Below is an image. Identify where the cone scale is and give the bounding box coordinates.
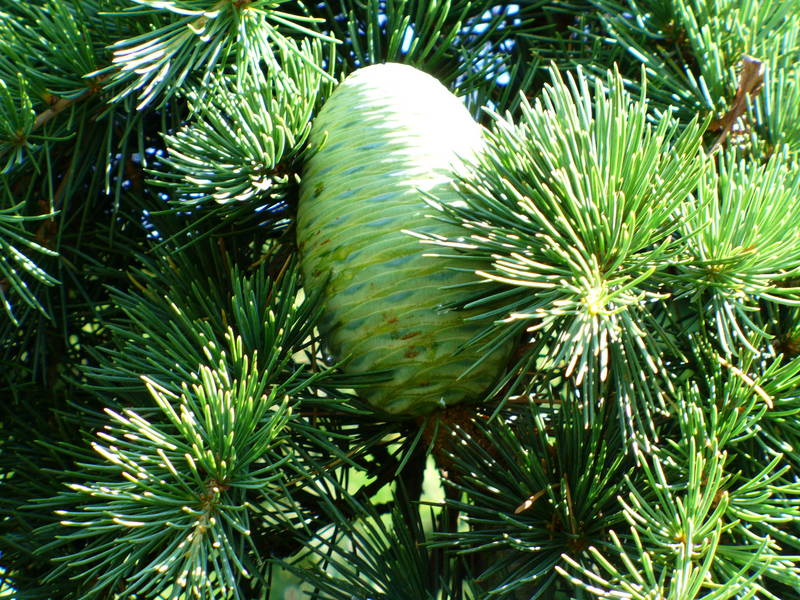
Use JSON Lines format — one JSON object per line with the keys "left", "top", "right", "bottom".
{"left": 297, "top": 63, "right": 509, "bottom": 415}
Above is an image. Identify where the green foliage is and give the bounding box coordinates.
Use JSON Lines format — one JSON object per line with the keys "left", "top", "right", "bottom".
{"left": 96, "top": 0, "right": 336, "bottom": 109}
{"left": 749, "top": 21, "right": 800, "bottom": 159}
{"left": 421, "top": 65, "right": 707, "bottom": 439}
{"left": 154, "top": 37, "right": 332, "bottom": 236}
{"left": 42, "top": 358, "right": 295, "bottom": 599}
{"left": 587, "top": 0, "right": 799, "bottom": 120}
{"left": 27, "top": 257, "right": 322, "bottom": 597}
{"left": 283, "top": 488, "right": 476, "bottom": 599}
{"left": 0, "top": 183, "right": 58, "bottom": 323}
{"left": 673, "top": 152, "right": 800, "bottom": 354}
{"left": 0, "top": 76, "right": 37, "bottom": 173}
{"left": 434, "top": 398, "right": 629, "bottom": 597}
{"left": 2, "top": 1, "right": 800, "bottom": 599}
{"left": 0, "top": 0, "right": 108, "bottom": 100}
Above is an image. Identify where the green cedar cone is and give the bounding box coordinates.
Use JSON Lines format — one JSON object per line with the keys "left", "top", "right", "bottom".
{"left": 297, "top": 63, "right": 510, "bottom": 415}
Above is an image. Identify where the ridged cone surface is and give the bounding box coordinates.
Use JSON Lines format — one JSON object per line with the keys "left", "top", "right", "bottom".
{"left": 297, "top": 63, "right": 510, "bottom": 415}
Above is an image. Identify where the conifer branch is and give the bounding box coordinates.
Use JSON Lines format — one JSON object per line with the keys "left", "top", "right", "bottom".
{"left": 2, "top": 2, "right": 800, "bottom": 598}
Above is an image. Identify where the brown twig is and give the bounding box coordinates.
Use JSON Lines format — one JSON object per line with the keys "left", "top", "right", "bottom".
{"left": 708, "top": 55, "right": 764, "bottom": 153}
{"left": 33, "top": 89, "right": 90, "bottom": 131}
{"left": 716, "top": 355, "right": 773, "bottom": 409}
{"left": 32, "top": 71, "right": 108, "bottom": 132}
